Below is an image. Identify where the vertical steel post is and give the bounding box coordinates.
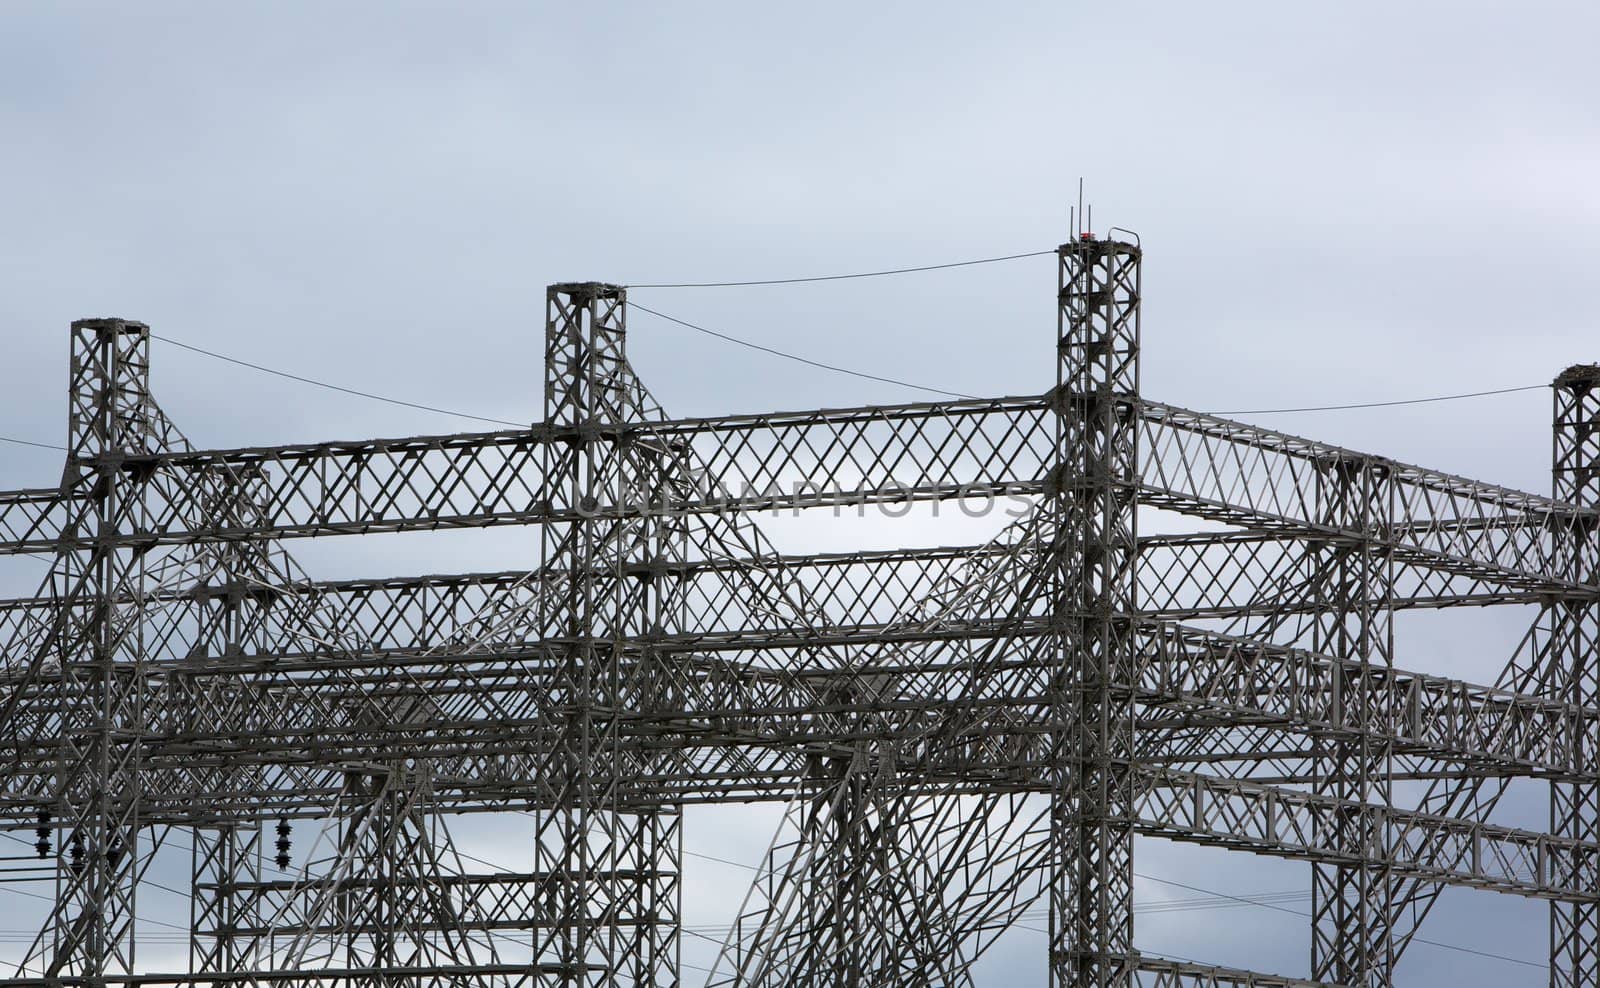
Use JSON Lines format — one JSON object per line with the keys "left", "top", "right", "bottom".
{"left": 1309, "top": 454, "right": 1397, "bottom": 987}
{"left": 188, "top": 464, "right": 268, "bottom": 985}
{"left": 190, "top": 822, "right": 262, "bottom": 979}
{"left": 44, "top": 320, "right": 155, "bottom": 979}
{"left": 536, "top": 283, "right": 682, "bottom": 987}
{"left": 1049, "top": 236, "right": 1141, "bottom": 988}
{"left": 614, "top": 416, "right": 685, "bottom": 988}
{"left": 1550, "top": 364, "right": 1600, "bottom": 987}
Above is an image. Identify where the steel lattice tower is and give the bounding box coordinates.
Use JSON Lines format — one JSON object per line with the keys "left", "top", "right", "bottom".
{"left": 0, "top": 233, "right": 1595, "bottom": 988}
{"left": 1551, "top": 364, "right": 1600, "bottom": 987}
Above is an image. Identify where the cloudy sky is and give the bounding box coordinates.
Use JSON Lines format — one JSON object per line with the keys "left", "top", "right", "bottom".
{"left": 2, "top": 2, "right": 1597, "bottom": 984}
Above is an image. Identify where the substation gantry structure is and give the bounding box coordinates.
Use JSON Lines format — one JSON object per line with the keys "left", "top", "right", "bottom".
{"left": 0, "top": 233, "right": 1595, "bottom": 988}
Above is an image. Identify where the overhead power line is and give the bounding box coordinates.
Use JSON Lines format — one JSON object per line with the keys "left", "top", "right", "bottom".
{"left": 633, "top": 301, "right": 1547, "bottom": 415}
{"left": 0, "top": 360, "right": 1553, "bottom": 457}
{"left": 675, "top": 846, "right": 1541, "bottom": 970}
{"left": 151, "top": 334, "right": 527, "bottom": 429}
{"left": 0, "top": 435, "right": 65, "bottom": 451}
{"left": 0, "top": 836, "right": 1545, "bottom": 973}
{"left": 1136, "top": 872, "right": 1544, "bottom": 971}
{"left": 623, "top": 247, "right": 1552, "bottom": 413}
{"left": 626, "top": 249, "right": 1056, "bottom": 289}
{"left": 0, "top": 249, "right": 1553, "bottom": 450}
{"left": 0, "top": 339, "right": 1554, "bottom": 458}
{"left": 628, "top": 302, "right": 979, "bottom": 400}
{"left": 1218, "top": 384, "right": 1546, "bottom": 416}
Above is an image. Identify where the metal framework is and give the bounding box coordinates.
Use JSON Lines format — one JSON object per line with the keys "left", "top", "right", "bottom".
{"left": 0, "top": 233, "right": 1596, "bottom": 988}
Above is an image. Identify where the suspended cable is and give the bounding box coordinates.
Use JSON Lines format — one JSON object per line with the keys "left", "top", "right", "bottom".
{"left": 0, "top": 364, "right": 1553, "bottom": 466}
{"left": 0, "top": 435, "right": 64, "bottom": 451}
{"left": 0, "top": 829, "right": 1544, "bottom": 970}
{"left": 628, "top": 303, "right": 978, "bottom": 400}
{"left": 1218, "top": 384, "right": 1545, "bottom": 416}
{"left": 626, "top": 249, "right": 1056, "bottom": 289}
{"left": 683, "top": 848, "right": 757, "bottom": 870}
{"left": 680, "top": 845, "right": 1539, "bottom": 969}
{"left": 631, "top": 303, "right": 1545, "bottom": 413}
{"left": 149, "top": 334, "right": 528, "bottom": 428}
{"left": 1136, "top": 872, "right": 1544, "bottom": 971}
{"left": 0, "top": 831, "right": 191, "bottom": 904}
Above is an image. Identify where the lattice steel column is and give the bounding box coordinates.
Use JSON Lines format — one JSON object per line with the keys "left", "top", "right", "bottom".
{"left": 1550, "top": 365, "right": 1600, "bottom": 987}
{"left": 40, "top": 320, "right": 157, "bottom": 979}
{"left": 1309, "top": 454, "right": 1397, "bottom": 987}
{"left": 1049, "top": 235, "right": 1141, "bottom": 988}
{"left": 186, "top": 468, "right": 273, "bottom": 983}
{"left": 534, "top": 283, "right": 682, "bottom": 987}
{"left": 190, "top": 822, "right": 262, "bottom": 978}
{"left": 613, "top": 417, "right": 686, "bottom": 988}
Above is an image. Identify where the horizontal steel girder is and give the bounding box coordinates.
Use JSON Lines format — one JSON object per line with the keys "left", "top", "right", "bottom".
{"left": 0, "top": 618, "right": 1589, "bottom": 800}
{"left": 0, "top": 398, "right": 1586, "bottom": 597}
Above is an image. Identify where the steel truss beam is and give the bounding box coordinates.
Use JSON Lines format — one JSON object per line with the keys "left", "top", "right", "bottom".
{"left": 3, "top": 515, "right": 1589, "bottom": 815}
{"left": 0, "top": 409, "right": 1581, "bottom": 602}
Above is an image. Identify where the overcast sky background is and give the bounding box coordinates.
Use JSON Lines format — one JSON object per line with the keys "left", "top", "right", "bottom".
{"left": 2, "top": 2, "right": 1598, "bottom": 984}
